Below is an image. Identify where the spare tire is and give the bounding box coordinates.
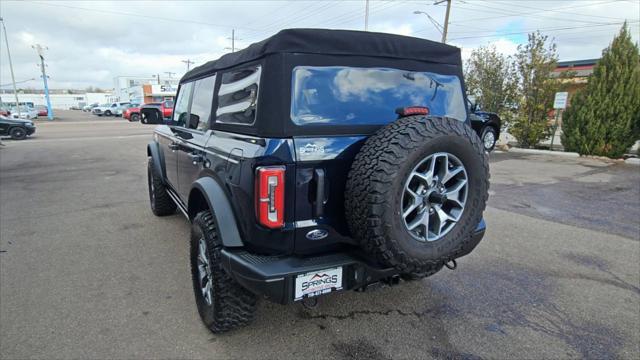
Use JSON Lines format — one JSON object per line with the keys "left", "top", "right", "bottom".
{"left": 345, "top": 116, "right": 489, "bottom": 276}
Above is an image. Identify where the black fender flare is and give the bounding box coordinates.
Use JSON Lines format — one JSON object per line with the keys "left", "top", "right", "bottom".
{"left": 191, "top": 177, "right": 244, "bottom": 248}
{"left": 147, "top": 141, "right": 165, "bottom": 183}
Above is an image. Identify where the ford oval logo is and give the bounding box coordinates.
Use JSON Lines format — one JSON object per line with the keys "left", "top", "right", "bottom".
{"left": 306, "top": 229, "right": 329, "bottom": 240}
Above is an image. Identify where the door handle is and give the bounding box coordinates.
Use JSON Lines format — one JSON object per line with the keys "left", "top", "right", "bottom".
{"left": 314, "top": 168, "right": 326, "bottom": 218}
{"left": 168, "top": 143, "right": 179, "bottom": 150}
{"left": 188, "top": 152, "right": 203, "bottom": 165}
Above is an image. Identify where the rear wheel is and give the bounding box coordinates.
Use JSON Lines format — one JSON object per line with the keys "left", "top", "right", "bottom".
{"left": 147, "top": 158, "right": 176, "bottom": 216}
{"left": 345, "top": 116, "right": 489, "bottom": 276}
{"left": 190, "top": 210, "right": 257, "bottom": 333}
{"left": 104, "top": 110, "right": 112, "bottom": 116}
{"left": 9, "top": 127, "right": 27, "bottom": 140}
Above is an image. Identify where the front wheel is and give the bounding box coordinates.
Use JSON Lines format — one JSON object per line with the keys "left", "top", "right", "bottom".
{"left": 130, "top": 113, "right": 140, "bottom": 122}
{"left": 481, "top": 126, "right": 497, "bottom": 152}
{"left": 190, "top": 210, "right": 257, "bottom": 333}
{"left": 9, "top": 127, "right": 27, "bottom": 140}
{"left": 104, "top": 110, "right": 112, "bottom": 116}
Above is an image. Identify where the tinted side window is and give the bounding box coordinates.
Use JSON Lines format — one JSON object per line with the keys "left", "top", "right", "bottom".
{"left": 216, "top": 66, "right": 261, "bottom": 125}
{"left": 173, "top": 82, "right": 194, "bottom": 127}
{"left": 188, "top": 75, "right": 216, "bottom": 131}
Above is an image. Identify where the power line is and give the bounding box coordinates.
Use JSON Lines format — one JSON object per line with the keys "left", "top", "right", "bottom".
{"left": 28, "top": 0, "right": 260, "bottom": 32}
{"left": 0, "top": 78, "right": 36, "bottom": 87}
{"left": 448, "top": 20, "right": 637, "bottom": 41}
{"left": 488, "top": 0, "right": 630, "bottom": 21}
{"left": 449, "top": 0, "right": 622, "bottom": 25}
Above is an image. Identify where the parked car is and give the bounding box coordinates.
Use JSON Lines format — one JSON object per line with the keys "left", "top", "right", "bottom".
{"left": 70, "top": 105, "right": 82, "bottom": 110}
{"left": 142, "top": 29, "right": 489, "bottom": 333}
{"left": 83, "top": 103, "right": 99, "bottom": 112}
{"left": 0, "top": 115, "right": 36, "bottom": 140}
{"left": 124, "top": 104, "right": 141, "bottom": 121}
{"left": 92, "top": 102, "right": 130, "bottom": 116}
{"left": 9, "top": 106, "right": 38, "bottom": 120}
{"left": 115, "top": 103, "right": 139, "bottom": 117}
{"left": 36, "top": 105, "right": 49, "bottom": 117}
{"left": 468, "top": 101, "right": 501, "bottom": 152}
{"left": 0, "top": 107, "right": 10, "bottom": 116}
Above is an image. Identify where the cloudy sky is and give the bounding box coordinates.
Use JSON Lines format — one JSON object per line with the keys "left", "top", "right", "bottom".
{"left": 1, "top": 0, "right": 638, "bottom": 90}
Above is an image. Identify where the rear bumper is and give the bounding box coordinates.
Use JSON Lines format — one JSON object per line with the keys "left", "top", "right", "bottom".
{"left": 221, "top": 219, "right": 486, "bottom": 304}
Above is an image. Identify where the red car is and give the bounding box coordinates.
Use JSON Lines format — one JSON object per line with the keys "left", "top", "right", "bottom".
{"left": 124, "top": 105, "right": 141, "bottom": 121}
{"left": 36, "top": 106, "right": 48, "bottom": 117}
{"left": 130, "top": 101, "right": 173, "bottom": 122}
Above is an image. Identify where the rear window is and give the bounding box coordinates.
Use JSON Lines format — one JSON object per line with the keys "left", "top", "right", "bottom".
{"left": 291, "top": 66, "right": 466, "bottom": 126}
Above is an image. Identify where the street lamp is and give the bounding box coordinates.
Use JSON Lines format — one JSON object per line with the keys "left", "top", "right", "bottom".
{"left": 414, "top": 11, "right": 444, "bottom": 41}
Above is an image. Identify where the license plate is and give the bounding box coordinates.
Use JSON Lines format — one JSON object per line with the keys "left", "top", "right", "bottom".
{"left": 294, "top": 267, "right": 343, "bottom": 301}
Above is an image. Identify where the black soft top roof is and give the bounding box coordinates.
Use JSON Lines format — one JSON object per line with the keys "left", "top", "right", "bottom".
{"left": 181, "top": 28, "right": 462, "bottom": 82}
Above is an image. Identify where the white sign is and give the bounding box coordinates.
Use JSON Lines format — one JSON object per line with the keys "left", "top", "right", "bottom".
{"left": 150, "top": 84, "right": 177, "bottom": 96}
{"left": 553, "top": 92, "right": 569, "bottom": 109}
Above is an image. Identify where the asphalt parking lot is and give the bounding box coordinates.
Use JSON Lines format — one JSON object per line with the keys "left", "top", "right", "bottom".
{"left": 1, "top": 111, "right": 639, "bottom": 359}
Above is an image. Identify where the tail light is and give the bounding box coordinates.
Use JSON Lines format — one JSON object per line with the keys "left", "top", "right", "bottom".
{"left": 395, "top": 106, "right": 430, "bottom": 117}
{"left": 255, "top": 166, "right": 285, "bottom": 229}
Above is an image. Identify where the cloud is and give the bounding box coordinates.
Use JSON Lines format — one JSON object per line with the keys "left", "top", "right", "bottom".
{"left": 0, "top": 0, "right": 637, "bottom": 90}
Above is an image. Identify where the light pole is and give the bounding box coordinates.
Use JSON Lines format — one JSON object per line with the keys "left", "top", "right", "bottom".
{"left": 413, "top": 11, "right": 444, "bottom": 40}
{"left": 32, "top": 44, "right": 53, "bottom": 120}
{"left": 0, "top": 17, "right": 21, "bottom": 119}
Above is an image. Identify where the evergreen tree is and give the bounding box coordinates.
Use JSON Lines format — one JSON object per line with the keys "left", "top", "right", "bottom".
{"left": 562, "top": 23, "right": 640, "bottom": 157}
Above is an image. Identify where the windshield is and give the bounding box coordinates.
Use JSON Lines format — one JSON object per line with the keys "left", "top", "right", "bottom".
{"left": 291, "top": 66, "right": 466, "bottom": 126}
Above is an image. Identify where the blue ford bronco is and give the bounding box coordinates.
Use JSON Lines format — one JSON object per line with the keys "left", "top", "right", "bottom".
{"left": 142, "top": 29, "right": 489, "bottom": 333}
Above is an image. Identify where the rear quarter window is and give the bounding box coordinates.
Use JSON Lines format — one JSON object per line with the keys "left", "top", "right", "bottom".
{"left": 291, "top": 66, "right": 466, "bottom": 126}
{"left": 216, "top": 66, "right": 261, "bottom": 125}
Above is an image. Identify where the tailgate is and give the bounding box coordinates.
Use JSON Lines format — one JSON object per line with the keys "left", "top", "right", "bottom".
{"left": 292, "top": 136, "right": 367, "bottom": 254}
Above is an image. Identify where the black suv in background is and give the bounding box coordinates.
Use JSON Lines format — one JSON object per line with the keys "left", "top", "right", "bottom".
{"left": 468, "top": 101, "right": 501, "bottom": 152}
{"left": 142, "top": 29, "right": 489, "bottom": 333}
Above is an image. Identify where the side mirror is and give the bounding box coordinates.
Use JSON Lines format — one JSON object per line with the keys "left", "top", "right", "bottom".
{"left": 187, "top": 113, "right": 200, "bottom": 129}
{"left": 140, "top": 108, "right": 163, "bottom": 124}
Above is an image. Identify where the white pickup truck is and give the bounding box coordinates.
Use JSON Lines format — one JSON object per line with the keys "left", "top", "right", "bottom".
{"left": 92, "top": 102, "right": 129, "bottom": 117}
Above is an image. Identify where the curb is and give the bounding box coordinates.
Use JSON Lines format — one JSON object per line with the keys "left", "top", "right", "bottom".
{"left": 507, "top": 148, "right": 580, "bottom": 157}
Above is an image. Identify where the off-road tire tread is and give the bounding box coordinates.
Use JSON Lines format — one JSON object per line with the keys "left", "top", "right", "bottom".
{"left": 191, "top": 211, "right": 257, "bottom": 333}
{"left": 345, "top": 116, "right": 489, "bottom": 276}
{"left": 147, "top": 158, "right": 176, "bottom": 216}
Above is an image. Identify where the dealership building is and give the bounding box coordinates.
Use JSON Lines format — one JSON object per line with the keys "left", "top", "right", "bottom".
{"left": 113, "top": 75, "right": 178, "bottom": 103}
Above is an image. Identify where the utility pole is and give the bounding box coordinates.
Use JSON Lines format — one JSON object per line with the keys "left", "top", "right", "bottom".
{"left": 434, "top": 0, "right": 452, "bottom": 43}
{"left": 164, "top": 71, "right": 176, "bottom": 79}
{"left": 364, "top": 0, "right": 369, "bottom": 31}
{"left": 0, "top": 17, "right": 21, "bottom": 119}
{"left": 32, "top": 44, "right": 53, "bottom": 120}
{"left": 226, "top": 29, "right": 242, "bottom": 52}
{"left": 181, "top": 59, "right": 195, "bottom": 72}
